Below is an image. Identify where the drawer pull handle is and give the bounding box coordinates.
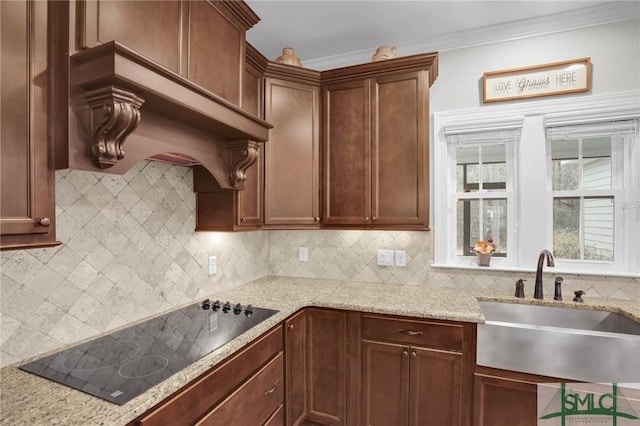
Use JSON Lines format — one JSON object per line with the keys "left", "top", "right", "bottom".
{"left": 399, "top": 329, "right": 423, "bottom": 336}
{"left": 264, "top": 380, "right": 279, "bottom": 396}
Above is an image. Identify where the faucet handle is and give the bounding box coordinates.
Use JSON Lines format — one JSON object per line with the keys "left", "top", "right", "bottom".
{"left": 573, "top": 290, "right": 585, "bottom": 303}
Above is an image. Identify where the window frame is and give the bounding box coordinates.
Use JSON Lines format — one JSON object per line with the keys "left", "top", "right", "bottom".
{"left": 433, "top": 91, "right": 640, "bottom": 277}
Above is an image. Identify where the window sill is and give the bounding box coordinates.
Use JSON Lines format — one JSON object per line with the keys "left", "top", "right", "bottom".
{"left": 430, "top": 263, "right": 640, "bottom": 278}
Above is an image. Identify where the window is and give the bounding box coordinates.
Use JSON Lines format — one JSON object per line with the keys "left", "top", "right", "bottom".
{"left": 433, "top": 92, "right": 639, "bottom": 276}
{"left": 546, "top": 120, "right": 637, "bottom": 271}
{"left": 439, "top": 126, "right": 520, "bottom": 268}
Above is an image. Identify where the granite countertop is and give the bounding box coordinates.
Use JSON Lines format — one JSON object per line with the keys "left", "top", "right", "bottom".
{"left": 1, "top": 276, "right": 638, "bottom": 425}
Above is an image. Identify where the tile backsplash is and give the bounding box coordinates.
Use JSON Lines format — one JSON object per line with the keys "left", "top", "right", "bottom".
{"left": 1, "top": 161, "right": 638, "bottom": 367}
{"left": 0, "top": 161, "right": 269, "bottom": 367}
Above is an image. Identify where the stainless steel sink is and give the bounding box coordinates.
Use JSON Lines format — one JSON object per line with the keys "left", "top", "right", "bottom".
{"left": 477, "top": 301, "right": 640, "bottom": 383}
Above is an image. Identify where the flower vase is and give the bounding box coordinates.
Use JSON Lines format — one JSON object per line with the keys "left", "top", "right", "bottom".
{"left": 477, "top": 252, "right": 492, "bottom": 267}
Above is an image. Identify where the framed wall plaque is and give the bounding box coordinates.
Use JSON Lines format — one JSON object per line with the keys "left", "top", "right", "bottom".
{"left": 483, "top": 58, "right": 591, "bottom": 103}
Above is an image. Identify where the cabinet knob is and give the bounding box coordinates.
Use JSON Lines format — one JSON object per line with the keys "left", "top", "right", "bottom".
{"left": 365, "top": 216, "right": 369, "bottom": 221}
{"left": 287, "top": 323, "right": 294, "bottom": 329}
{"left": 241, "top": 217, "right": 247, "bottom": 223}
{"left": 410, "top": 351, "right": 417, "bottom": 358}
{"left": 402, "top": 350, "right": 409, "bottom": 358}
{"left": 314, "top": 217, "right": 320, "bottom": 222}
{"left": 372, "top": 216, "right": 377, "bottom": 221}
{"left": 38, "top": 218, "right": 51, "bottom": 227}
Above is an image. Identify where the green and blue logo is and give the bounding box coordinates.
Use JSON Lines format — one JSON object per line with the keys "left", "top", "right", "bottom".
{"left": 540, "top": 383, "right": 639, "bottom": 425}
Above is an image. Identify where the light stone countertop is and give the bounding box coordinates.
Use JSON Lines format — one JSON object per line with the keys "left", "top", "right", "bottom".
{"left": 1, "top": 276, "right": 638, "bottom": 426}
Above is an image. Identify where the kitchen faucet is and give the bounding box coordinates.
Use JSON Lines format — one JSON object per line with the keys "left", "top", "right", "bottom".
{"left": 534, "top": 249, "right": 555, "bottom": 299}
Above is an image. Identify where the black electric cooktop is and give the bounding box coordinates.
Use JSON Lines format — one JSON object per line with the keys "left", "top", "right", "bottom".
{"left": 19, "top": 300, "right": 278, "bottom": 405}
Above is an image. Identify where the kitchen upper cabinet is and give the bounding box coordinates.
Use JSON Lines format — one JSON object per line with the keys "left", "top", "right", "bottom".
{"left": 193, "top": 44, "right": 267, "bottom": 232}
{"left": 0, "top": 0, "right": 58, "bottom": 250}
{"left": 73, "top": 0, "right": 260, "bottom": 106}
{"left": 194, "top": 155, "right": 263, "bottom": 231}
{"left": 322, "top": 54, "right": 437, "bottom": 230}
{"left": 360, "top": 314, "right": 473, "bottom": 426}
{"left": 264, "top": 66, "right": 321, "bottom": 228}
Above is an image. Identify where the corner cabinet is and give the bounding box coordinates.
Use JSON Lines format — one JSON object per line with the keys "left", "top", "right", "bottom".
{"left": 322, "top": 54, "right": 438, "bottom": 230}
{"left": 0, "top": 0, "right": 58, "bottom": 250}
{"left": 263, "top": 65, "right": 322, "bottom": 228}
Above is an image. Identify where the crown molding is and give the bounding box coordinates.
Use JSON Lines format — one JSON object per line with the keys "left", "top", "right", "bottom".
{"left": 304, "top": 2, "right": 640, "bottom": 71}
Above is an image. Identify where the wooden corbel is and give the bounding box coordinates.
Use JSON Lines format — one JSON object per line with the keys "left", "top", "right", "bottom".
{"left": 85, "top": 86, "right": 145, "bottom": 169}
{"left": 228, "top": 140, "right": 260, "bottom": 189}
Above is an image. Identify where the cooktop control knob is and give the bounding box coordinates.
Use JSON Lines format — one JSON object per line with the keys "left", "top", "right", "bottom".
{"left": 212, "top": 300, "right": 221, "bottom": 311}
{"left": 233, "top": 303, "right": 242, "bottom": 315}
{"left": 222, "top": 301, "right": 231, "bottom": 313}
{"left": 201, "top": 299, "right": 211, "bottom": 310}
{"left": 245, "top": 305, "right": 254, "bottom": 317}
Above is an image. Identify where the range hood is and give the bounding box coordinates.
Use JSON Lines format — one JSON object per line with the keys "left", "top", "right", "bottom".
{"left": 59, "top": 40, "right": 271, "bottom": 190}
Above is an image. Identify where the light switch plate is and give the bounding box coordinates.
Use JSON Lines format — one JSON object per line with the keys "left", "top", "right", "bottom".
{"left": 208, "top": 256, "right": 217, "bottom": 275}
{"left": 377, "top": 249, "right": 394, "bottom": 266}
{"left": 299, "top": 247, "right": 309, "bottom": 262}
{"left": 395, "top": 250, "right": 407, "bottom": 267}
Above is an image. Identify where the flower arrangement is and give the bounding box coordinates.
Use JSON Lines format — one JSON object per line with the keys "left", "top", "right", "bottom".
{"left": 472, "top": 237, "right": 496, "bottom": 254}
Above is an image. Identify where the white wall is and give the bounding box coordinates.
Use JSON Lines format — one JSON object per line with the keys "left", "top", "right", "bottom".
{"left": 430, "top": 19, "right": 640, "bottom": 113}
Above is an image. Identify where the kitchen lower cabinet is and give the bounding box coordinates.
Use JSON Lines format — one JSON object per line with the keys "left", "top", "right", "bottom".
{"left": 305, "top": 308, "right": 349, "bottom": 426}
{"left": 129, "top": 325, "right": 283, "bottom": 426}
{"left": 360, "top": 314, "right": 474, "bottom": 426}
{"left": 473, "top": 366, "right": 563, "bottom": 426}
{"left": 1, "top": 0, "right": 57, "bottom": 250}
{"left": 286, "top": 310, "right": 308, "bottom": 426}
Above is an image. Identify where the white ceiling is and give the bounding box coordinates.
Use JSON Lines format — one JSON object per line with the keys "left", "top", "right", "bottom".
{"left": 245, "top": 1, "right": 640, "bottom": 70}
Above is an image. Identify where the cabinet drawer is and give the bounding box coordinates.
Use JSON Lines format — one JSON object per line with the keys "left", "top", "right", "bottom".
{"left": 196, "top": 352, "right": 284, "bottom": 426}
{"left": 264, "top": 403, "right": 285, "bottom": 426}
{"left": 361, "top": 315, "right": 464, "bottom": 351}
{"left": 138, "top": 326, "right": 283, "bottom": 426}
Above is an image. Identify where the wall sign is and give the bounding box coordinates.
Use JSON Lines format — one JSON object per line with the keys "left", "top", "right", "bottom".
{"left": 483, "top": 58, "right": 591, "bottom": 103}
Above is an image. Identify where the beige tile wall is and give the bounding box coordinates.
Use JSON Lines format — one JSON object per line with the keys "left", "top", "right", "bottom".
{"left": 269, "top": 230, "right": 640, "bottom": 300}
{"left": 0, "top": 162, "right": 269, "bottom": 367}
{"left": 1, "top": 161, "right": 638, "bottom": 367}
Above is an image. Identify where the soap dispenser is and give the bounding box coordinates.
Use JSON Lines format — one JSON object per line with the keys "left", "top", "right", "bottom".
{"left": 514, "top": 279, "right": 525, "bottom": 298}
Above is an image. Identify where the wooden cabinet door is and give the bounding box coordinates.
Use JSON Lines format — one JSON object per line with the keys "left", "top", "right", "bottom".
{"left": 322, "top": 79, "right": 371, "bottom": 225}
{"left": 371, "top": 71, "right": 429, "bottom": 228}
{"left": 285, "top": 310, "right": 308, "bottom": 426}
{"left": 361, "top": 340, "right": 410, "bottom": 426}
{"left": 473, "top": 369, "right": 551, "bottom": 426}
{"left": 1, "top": 0, "right": 56, "bottom": 250}
{"left": 264, "top": 77, "right": 320, "bottom": 227}
{"left": 409, "top": 347, "right": 463, "bottom": 426}
{"left": 306, "top": 309, "right": 348, "bottom": 426}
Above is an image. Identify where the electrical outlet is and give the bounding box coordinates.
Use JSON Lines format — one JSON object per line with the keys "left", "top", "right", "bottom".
{"left": 377, "top": 249, "right": 394, "bottom": 266}
{"left": 208, "top": 256, "right": 217, "bottom": 275}
{"left": 299, "top": 247, "right": 309, "bottom": 262}
{"left": 395, "top": 250, "right": 407, "bottom": 267}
